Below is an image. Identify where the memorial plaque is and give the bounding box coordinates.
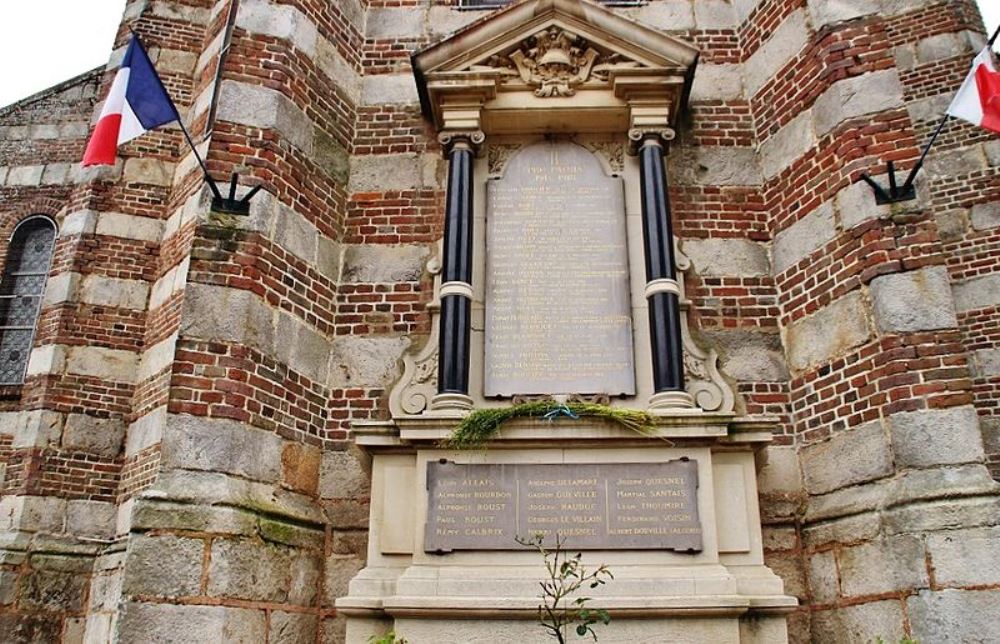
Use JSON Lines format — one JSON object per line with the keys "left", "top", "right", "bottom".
{"left": 485, "top": 141, "right": 635, "bottom": 396}
{"left": 425, "top": 461, "right": 701, "bottom": 553}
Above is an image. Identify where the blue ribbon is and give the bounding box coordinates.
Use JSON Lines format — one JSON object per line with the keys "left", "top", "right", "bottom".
{"left": 542, "top": 404, "right": 579, "bottom": 422}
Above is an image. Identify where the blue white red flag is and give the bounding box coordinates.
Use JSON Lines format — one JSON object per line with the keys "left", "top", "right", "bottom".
{"left": 82, "top": 36, "right": 179, "bottom": 166}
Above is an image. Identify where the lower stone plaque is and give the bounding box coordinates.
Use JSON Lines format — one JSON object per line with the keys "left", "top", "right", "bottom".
{"left": 424, "top": 460, "right": 701, "bottom": 553}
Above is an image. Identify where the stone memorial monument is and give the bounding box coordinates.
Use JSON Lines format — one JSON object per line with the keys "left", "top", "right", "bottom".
{"left": 338, "top": 2, "right": 796, "bottom": 642}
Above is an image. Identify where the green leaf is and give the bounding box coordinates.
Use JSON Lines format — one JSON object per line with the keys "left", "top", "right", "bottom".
{"left": 597, "top": 609, "right": 611, "bottom": 624}
{"left": 576, "top": 625, "right": 588, "bottom": 636}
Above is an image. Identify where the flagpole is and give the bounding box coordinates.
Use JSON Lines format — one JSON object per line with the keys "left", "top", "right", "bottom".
{"left": 989, "top": 22, "right": 1000, "bottom": 48}
{"left": 176, "top": 119, "right": 224, "bottom": 201}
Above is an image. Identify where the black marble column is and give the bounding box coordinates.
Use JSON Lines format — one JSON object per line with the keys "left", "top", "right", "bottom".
{"left": 437, "top": 133, "right": 480, "bottom": 398}
{"left": 635, "top": 131, "right": 686, "bottom": 397}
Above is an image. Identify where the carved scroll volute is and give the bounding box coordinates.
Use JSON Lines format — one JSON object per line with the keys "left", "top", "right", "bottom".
{"left": 389, "top": 253, "right": 444, "bottom": 417}
{"left": 674, "top": 239, "right": 736, "bottom": 414}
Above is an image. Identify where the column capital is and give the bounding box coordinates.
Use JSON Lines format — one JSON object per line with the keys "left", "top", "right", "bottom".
{"left": 438, "top": 130, "right": 486, "bottom": 156}
{"left": 627, "top": 127, "right": 676, "bottom": 155}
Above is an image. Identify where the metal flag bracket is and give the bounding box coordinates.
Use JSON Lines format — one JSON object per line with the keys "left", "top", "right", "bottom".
{"left": 860, "top": 160, "right": 918, "bottom": 205}
{"left": 210, "top": 172, "right": 263, "bottom": 216}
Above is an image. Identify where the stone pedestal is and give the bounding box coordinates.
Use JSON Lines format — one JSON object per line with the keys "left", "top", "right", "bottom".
{"left": 339, "top": 416, "right": 796, "bottom": 643}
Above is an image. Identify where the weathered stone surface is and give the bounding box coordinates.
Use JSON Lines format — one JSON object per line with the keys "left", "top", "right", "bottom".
{"left": 888, "top": 406, "right": 984, "bottom": 468}
{"left": 689, "top": 63, "right": 744, "bottom": 101}
{"left": 884, "top": 490, "right": 1000, "bottom": 535}
{"left": 682, "top": 238, "right": 769, "bottom": 277}
{"left": 806, "top": 0, "right": 878, "bottom": 27}
{"left": 908, "top": 589, "right": 1000, "bottom": 644}
{"left": 426, "top": 6, "right": 482, "bottom": 38}
{"left": 361, "top": 74, "right": 419, "bottom": 106}
{"left": 935, "top": 208, "right": 969, "bottom": 241}
{"left": 813, "top": 70, "right": 904, "bottom": 137}
{"left": 327, "top": 336, "right": 408, "bottom": 388}
{"left": 628, "top": 0, "right": 696, "bottom": 31}
{"left": 870, "top": 266, "right": 958, "bottom": 333}
{"left": 65, "top": 500, "right": 116, "bottom": 539}
{"left": 667, "top": 146, "right": 762, "bottom": 186}
{"left": 803, "top": 512, "right": 881, "bottom": 550}
{"left": 801, "top": 421, "right": 892, "bottom": 494}
{"left": 927, "top": 526, "right": 1000, "bottom": 587}
{"left": 806, "top": 550, "right": 839, "bottom": 603}
{"left": 323, "top": 554, "right": 365, "bottom": 605}
{"left": 123, "top": 158, "right": 174, "bottom": 187}
{"left": 764, "top": 552, "right": 806, "bottom": 599}
{"left": 319, "top": 448, "right": 371, "bottom": 500}
{"left": 236, "top": 0, "right": 318, "bottom": 56}
{"left": 784, "top": 291, "right": 871, "bottom": 373}
{"left": 915, "top": 32, "right": 974, "bottom": 64}
{"left": 761, "top": 526, "right": 798, "bottom": 552}
{"left": 744, "top": 10, "right": 809, "bottom": 96}
{"left": 65, "top": 346, "right": 137, "bottom": 383}
{"left": 971, "top": 201, "right": 1000, "bottom": 231}
{"left": 270, "top": 612, "right": 318, "bottom": 643}
{"left": 117, "top": 602, "right": 266, "bottom": 644}
{"left": 12, "top": 410, "right": 64, "bottom": 449}
{"left": 207, "top": 539, "right": 319, "bottom": 605}
{"left": 838, "top": 535, "right": 928, "bottom": 596}
{"left": 180, "top": 283, "right": 274, "bottom": 352}
{"left": 161, "top": 415, "right": 283, "bottom": 483}
{"left": 7, "top": 165, "right": 45, "bottom": 186}
{"left": 61, "top": 414, "right": 124, "bottom": 457}
{"left": 702, "top": 330, "right": 789, "bottom": 382}
{"left": 927, "top": 145, "right": 987, "bottom": 179}
{"left": 129, "top": 500, "right": 257, "bottom": 536}
{"left": 216, "top": 80, "right": 313, "bottom": 153}
{"left": 760, "top": 109, "right": 814, "bottom": 179}
{"left": 772, "top": 201, "right": 836, "bottom": 274}
{"left": 0, "top": 613, "right": 62, "bottom": 644}
{"left": 349, "top": 153, "right": 421, "bottom": 192}
{"left": 314, "top": 130, "right": 350, "bottom": 185}
{"left": 95, "top": 211, "right": 163, "bottom": 241}
{"left": 811, "top": 601, "right": 906, "bottom": 643}
{"left": 274, "top": 311, "right": 331, "bottom": 384}
{"left": 274, "top": 204, "right": 319, "bottom": 263}
{"left": 19, "top": 563, "right": 88, "bottom": 611}
{"left": 122, "top": 534, "right": 204, "bottom": 598}
{"left": 281, "top": 442, "right": 321, "bottom": 496}
{"left": 340, "top": 244, "right": 429, "bottom": 283}
{"left": 366, "top": 7, "right": 424, "bottom": 39}
{"left": 694, "top": 0, "right": 736, "bottom": 28}
{"left": 952, "top": 273, "right": 1000, "bottom": 313}
{"left": 758, "top": 446, "right": 802, "bottom": 495}
{"left": 0, "top": 496, "right": 66, "bottom": 533}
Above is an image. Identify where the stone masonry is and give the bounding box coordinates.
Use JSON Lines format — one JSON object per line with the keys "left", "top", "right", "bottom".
{"left": 0, "top": 0, "right": 999, "bottom": 642}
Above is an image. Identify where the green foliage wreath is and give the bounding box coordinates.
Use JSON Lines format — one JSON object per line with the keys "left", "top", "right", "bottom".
{"left": 444, "top": 401, "right": 657, "bottom": 450}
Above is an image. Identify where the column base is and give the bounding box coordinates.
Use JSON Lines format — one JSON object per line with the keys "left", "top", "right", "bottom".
{"left": 649, "top": 390, "right": 696, "bottom": 411}
{"left": 430, "top": 392, "right": 474, "bottom": 413}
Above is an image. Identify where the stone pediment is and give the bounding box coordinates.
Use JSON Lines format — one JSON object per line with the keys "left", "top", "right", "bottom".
{"left": 413, "top": 0, "right": 699, "bottom": 133}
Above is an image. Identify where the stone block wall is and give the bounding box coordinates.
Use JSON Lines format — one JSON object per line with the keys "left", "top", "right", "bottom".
{"left": 1, "top": 0, "right": 999, "bottom": 643}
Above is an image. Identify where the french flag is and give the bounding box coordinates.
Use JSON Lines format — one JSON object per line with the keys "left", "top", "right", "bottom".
{"left": 948, "top": 46, "right": 1000, "bottom": 134}
{"left": 82, "top": 36, "right": 179, "bottom": 167}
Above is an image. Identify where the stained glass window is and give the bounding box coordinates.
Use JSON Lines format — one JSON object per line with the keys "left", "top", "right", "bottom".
{"left": 0, "top": 217, "right": 56, "bottom": 385}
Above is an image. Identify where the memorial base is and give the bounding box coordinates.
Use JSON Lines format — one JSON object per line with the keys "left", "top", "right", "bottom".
{"left": 339, "top": 416, "right": 796, "bottom": 643}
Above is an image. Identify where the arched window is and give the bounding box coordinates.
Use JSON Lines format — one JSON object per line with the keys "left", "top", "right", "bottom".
{"left": 0, "top": 217, "right": 56, "bottom": 385}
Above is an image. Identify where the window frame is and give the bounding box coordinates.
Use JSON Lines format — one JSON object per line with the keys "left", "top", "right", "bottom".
{"left": 0, "top": 215, "right": 57, "bottom": 385}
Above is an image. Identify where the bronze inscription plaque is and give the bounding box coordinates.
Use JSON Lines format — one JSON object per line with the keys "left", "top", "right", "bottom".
{"left": 485, "top": 140, "right": 635, "bottom": 396}
{"left": 424, "top": 460, "right": 701, "bottom": 553}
